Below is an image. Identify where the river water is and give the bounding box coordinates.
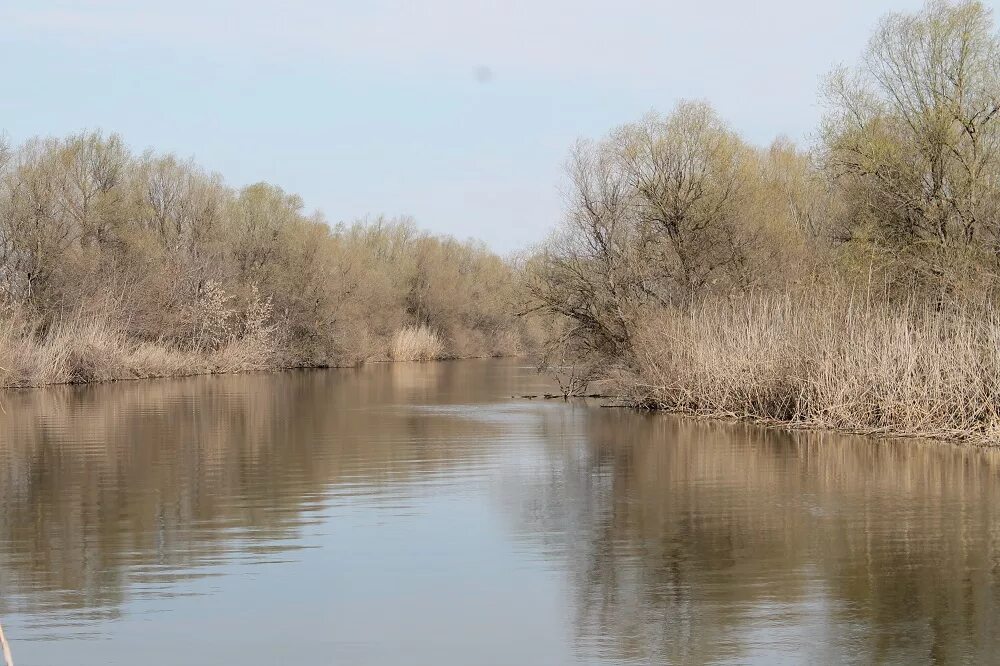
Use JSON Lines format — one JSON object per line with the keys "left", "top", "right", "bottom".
{"left": 1, "top": 359, "right": 999, "bottom": 664}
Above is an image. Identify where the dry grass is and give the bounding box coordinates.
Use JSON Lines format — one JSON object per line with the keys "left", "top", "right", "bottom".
{"left": 0, "top": 307, "right": 282, "bottom": 389}
{"left": 0, "top": 305, "right": 510, "bottom": 389}
{"left": 627, "top": 292, "right": 1000, "bottom": 444}
{"left": 390, "top": 325, "right": 445, "bottom": 362}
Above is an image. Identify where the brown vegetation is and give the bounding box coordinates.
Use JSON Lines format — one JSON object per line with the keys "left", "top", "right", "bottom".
{"left": 0, "top": 133, "right": 526, "bottom": 387}
{"left": 390, "top": 325, "right": 445, "bottom": 362}
{"left": 525, "top": 0, "right": 1000, "bottom": 443}
{"left": 626, "top": 293, "right": 1000, "bottom": 442}
{"left": 6, "top": 0, "right": 1000, "bottom": 451}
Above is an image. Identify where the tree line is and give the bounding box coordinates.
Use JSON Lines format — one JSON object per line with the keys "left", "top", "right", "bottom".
{"left": 526, "top": 0, "right": 1000, "bottom": 442}
{"left": 7, "top": 0, "right": 1000, "bottom": 446}
{"left": 0, "top": 134, "right": 524, "bottom": 386}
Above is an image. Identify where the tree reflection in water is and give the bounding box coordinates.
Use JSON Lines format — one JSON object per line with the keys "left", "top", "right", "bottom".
{"left": 500, "top": 407, "right": 1000, "bottom": 664}
{"left": 1, "top": 361, "right": 999, "bottom": 663}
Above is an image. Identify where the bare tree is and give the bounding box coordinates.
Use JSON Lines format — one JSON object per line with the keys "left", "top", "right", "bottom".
{"left": 525, "top": 101, "right": 783, "bottom": 383}
{"left": 614, "top": 101, "right": 760, "bottom": 301}
{"left": 526, "top": 137, "right": 645, "bottom": 377}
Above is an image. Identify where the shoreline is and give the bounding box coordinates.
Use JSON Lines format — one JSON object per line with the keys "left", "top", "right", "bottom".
{"left": 0, "top": 353, "right": 519, "bottom": 393}
{"left": 8, "top": 353, "right": 994, "bottom": 449}
{"left": 616, "top": 399, "right": 995, "bottom": 449}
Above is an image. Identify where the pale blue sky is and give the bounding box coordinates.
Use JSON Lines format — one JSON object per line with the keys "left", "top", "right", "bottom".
{"left": 1, "top": 1, "right": 988, "bottom": 252}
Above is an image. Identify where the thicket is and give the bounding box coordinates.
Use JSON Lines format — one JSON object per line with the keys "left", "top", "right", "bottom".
{"left": 0, "top": 135, "right": 524, "bottom": 387}
{"left": 525, "top": 0, "right": 1000, "bottom": 443}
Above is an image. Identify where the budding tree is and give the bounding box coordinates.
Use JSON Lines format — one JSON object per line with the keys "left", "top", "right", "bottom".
{"left": 822, "top": 0, "right": 1000, "bottom": 293}
{"left": 527, "top": 101, "right": 782, "bottom": 384}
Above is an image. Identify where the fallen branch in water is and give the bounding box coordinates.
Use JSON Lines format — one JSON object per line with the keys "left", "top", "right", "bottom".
{"left": 0, "top": 619, "right": 13, "bottom": 666}
{"left": 514, "top": 393, "right": 612, "bottom": 400}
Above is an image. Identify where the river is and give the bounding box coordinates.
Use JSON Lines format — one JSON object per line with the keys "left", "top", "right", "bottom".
{"left": 0, "top": 359, "right": 998, "bottom": 664}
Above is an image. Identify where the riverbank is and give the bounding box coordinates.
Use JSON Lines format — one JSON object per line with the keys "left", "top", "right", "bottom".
{"left": 0, "top": 134, "right": 527, "bottom": 393}
{"left": 0, "top": 315, "right": 520, "bottom": 389}
{"left": 516, "top": 2, "right": 1000, "bottom": 449}
{"left": 617, "top": 294, "right": 1000, "bottom": 447}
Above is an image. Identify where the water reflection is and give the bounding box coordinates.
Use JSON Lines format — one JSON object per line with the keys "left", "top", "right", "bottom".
{"left": 504, "top": 408, "right": 1000, "bottom": 664}
{"left": 1, "top": 360, "right": 1000, "bottom": 664}
{"left": 0, "top": 362, "right": 529, "bottom": 629}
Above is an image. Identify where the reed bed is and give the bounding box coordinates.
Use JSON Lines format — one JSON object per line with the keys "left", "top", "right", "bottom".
{"left": 0, "top": 308, "right": 515, "bottom": 389}
{"left": 0, "top": 309, "right": 279, "bottom": 389}
{"left": 627, "top": 293, "right": 1000, "bottom": 445}
{"left": 389, "top": 325, "right": 445, "bottom": 362}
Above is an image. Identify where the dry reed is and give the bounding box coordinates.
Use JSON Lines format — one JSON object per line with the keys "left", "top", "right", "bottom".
{"left": 0, "top": 308, "right": 280, "bottom": 389}
{"left": 627, "top": 292, "right": 1000, "bottom": 444}
{"left": 390, "top": 325, "right": 445, "bottom": 362}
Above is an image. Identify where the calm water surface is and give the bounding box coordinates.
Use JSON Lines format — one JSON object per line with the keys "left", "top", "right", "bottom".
{"left": 1, "top": 359, "right": 1000, "bottom": 664}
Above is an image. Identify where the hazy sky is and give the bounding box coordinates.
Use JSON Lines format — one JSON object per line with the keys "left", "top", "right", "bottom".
{"left": 2, "top": 0, "right": 992, "bottom": 252}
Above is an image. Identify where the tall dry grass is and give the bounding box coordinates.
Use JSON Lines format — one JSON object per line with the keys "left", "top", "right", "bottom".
{"left": 0, "top": 305, "right": 281, "bottom": 389}
{"left": 627, "top": 292, "right": 1000, "bottom": 444}
{"left": 390, "top": 325, "right": 445, "bottom": 362}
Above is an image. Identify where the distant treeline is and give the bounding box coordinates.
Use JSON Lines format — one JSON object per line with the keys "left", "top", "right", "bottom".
{"left": 525, "top": 1, "right": 1000, "bottom": 443}
{"left": 0, "top": 133, "right": 526, "bottom": 386}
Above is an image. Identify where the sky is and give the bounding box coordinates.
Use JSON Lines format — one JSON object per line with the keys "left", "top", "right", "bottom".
{"left": 1, "top": 0, "right": 992, "bottom": 253}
